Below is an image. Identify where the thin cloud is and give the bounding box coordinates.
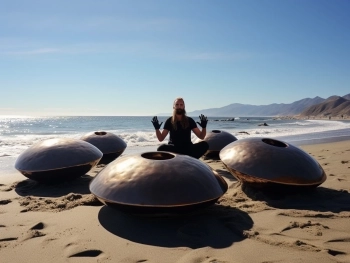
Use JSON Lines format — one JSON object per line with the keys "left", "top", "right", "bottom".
{"left": 0, "top": 39, "right": 255, "bottom": 62}
{"left": 2, "top": 11, "right": 181, "bottom": 33}
{"left": 169, "top": 51, "right": 255, "bottom": 61}
{"left": 4, "top": 48, "right": 61, "bottom": 55}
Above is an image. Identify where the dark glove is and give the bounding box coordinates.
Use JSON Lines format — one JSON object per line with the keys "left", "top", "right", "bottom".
{"left": 151, "top": 116, "right": 163, "bottom": 130}
{"left": 197, "top": 114, "right": 208, "bottom": 128}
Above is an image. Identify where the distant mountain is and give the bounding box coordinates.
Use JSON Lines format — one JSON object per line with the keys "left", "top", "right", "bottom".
{"left": 300, "top": 95, "right": 350, "bottom": 117}
{"left": 188, "top": 96, "right": 325, "bottom": 117}
{"left": 343, "top": 93, "right": 350, "bottom": 100}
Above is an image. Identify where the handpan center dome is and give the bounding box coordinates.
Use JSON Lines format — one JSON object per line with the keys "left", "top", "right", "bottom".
{"left": 262, "top": 138, "right": 288, "bottom": 148}
{"left": 95, "top": 131, "right": 107, "bottom": 136}
{"left": 141, "top": 152, "right": 175, "bottom": 160}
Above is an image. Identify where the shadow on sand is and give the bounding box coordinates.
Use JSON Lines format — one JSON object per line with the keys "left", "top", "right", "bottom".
{"left": 13, "top": 174, "right": 95, "bottom": 197}
{"left": 242, "top": 184, "right": 350, "bottom": 213}
{"left": 98, "top": 204, "right": 253, "bottom": 249}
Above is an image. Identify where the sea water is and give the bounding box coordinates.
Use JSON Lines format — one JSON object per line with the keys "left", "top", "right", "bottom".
{"left": 1, "top": 115, "right": 350, "bottom": 172}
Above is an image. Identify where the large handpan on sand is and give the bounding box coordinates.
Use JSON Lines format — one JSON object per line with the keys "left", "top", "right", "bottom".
{"left": 197, "top": 130, "right": 237, "bottom": 157}
{"left": 80, "top": 131, "right": 127, "bottom": 163}
{"left": 219, "top": 137, "right": 326, "bottom": 190}
{"left": 15, "top": 138, "right": 103, "bottom": 183}
{"left": 89, "top": 151, "right": 228, "bottom": 214}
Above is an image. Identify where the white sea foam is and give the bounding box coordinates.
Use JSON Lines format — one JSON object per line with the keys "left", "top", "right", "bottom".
{"left": 1, "top": 119, "right": 350, "bottom": 158}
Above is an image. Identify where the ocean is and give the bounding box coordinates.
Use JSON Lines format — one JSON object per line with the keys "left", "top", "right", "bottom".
{"left": 1, "top": 115, "right": 350, "bottom": 172}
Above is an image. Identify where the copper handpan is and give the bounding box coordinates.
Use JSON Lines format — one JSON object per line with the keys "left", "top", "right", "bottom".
{"left": 219, "top": 137, "right": 326, "bottom": 190}
{"left": 197, "top": 130, "right": 237, "bottom": 158}
{"left": 89, "top": 151, "right": 228, "bottom": 214}
{"left": 80, "top": 131, "right": 127, "bottom": 163}
{"left": 15, "top": 138, "right": 103, "bottom": 183}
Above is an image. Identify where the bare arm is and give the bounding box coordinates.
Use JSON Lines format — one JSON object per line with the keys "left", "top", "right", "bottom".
{"left": 152, "top": 116, "right": 168, "bottom": 141}
{"left": 156, "top": 129, "right": 169, "bottom": 142}
{"left": 192, "top": 127, "right": 206, "bottom": 140}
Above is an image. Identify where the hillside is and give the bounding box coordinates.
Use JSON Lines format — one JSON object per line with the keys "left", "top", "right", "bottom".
{"left": 300, "top": 95, "right": 350, "bottom": 117}
{"left": 186, "top": 93, "right": 350, "bottom": 117}
{"left": 188, "top": 97, "right": 325, "bottom": 117}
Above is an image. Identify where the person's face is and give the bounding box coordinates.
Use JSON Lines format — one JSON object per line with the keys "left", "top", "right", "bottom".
{"left": 173, "top": 99, "right": 185, "bottom": 115}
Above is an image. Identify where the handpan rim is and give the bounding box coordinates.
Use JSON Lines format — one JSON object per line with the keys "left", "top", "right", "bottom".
{"left": 223, "top": 164, "right": 327, "bottom": 186}
{"left": 93, "top": 193, "right": 222, "bottom": 208}
{"left": 16, "top": 161, "right": 99, "bottom": 173}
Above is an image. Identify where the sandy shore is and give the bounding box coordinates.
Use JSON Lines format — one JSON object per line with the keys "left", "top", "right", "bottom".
{"left": 1, "top": 140, "right": 350, "bottom": 263}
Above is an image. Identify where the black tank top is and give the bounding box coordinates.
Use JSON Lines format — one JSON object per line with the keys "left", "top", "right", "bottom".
{"left": 164, "top": 117, "right": 197, "bottom": 147}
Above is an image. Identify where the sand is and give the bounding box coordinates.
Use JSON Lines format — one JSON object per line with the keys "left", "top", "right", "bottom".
{"left": 1, "top": 140, "right": 350, "bottom": 263}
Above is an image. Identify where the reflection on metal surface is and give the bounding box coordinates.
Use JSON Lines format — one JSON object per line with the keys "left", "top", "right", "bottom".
{"left": 81, "top": 131, "right": 127, "bottom": 163}
{"left": 219, "top": 137, "right": 326, "bottom": 190}
{"left": 15, "top": 138, "right": 103, "bottom": 183}
{"left": 89, "top": 151, "right": 228, "bottom": 214}
{"left": 196, "top": 130, "right": 237, "bottom": 158}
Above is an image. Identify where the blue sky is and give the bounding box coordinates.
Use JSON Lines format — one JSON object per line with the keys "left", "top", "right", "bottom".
{"left": 1, "top": 0, "right": 349, "bottom": 116}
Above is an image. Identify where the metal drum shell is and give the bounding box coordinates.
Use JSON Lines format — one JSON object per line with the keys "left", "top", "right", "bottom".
{"left": 89, "top": 151, "right": 228, "bottom": 213}
{"left": 196, "top": 130, "right": 237, "bottom": 157}
{"left": 81, "top": 131, "right": 127, "bottom": 155}
{"left": 219, "top": 137, "right": 326, "bottom": 188}
{"left": 81, "top": 131, "right": 127, "bottom": 162}
{"left": 15, "top": 138, "right": 103, "bottom": 182}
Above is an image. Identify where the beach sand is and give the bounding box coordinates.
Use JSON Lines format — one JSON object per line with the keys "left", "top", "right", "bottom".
{"left": 1, "top": 140, "right": 350, "bottom": 263}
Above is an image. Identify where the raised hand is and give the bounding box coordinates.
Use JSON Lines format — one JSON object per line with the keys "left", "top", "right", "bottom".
{"left": 151, "top": 116, "right": 163, "bottom": 130}
{"left": 196, "top": 114, "right": 208, "bottom": 128}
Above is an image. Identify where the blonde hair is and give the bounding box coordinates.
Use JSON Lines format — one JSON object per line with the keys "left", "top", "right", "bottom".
{"left": 172, "top": 97, "right": 189, "bottom": 130}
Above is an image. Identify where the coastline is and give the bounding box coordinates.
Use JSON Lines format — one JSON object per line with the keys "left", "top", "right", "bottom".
{"left": 1, "top": 139, "right": 350, "bottom": 262}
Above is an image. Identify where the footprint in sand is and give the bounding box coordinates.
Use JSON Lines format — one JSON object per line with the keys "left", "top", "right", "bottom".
{"left": 327, "top": 249, "right": 346, "bottom": 256}
{"left": 65, "top": 241, "right": 104, "bottom": 258}
{"left": 68, "top": 250, "right": 103, "bottom": 257}
{"left": 281, "top": 220, "right": 329, "bottom": 233}
{"left": 327, "top": 237, "right": 350, "bottom": 242}
{"left": 21, "top": 222, "right": 46, "bottom": 241}
{"left": 0, "top": 183, "right": 13, "bottom": 192}
{"left": 325, "top": 237, "right": 350, "bottom": 256}
{"left": 30, "top": 222, "right": 45, "bottom": 230}
{"left": 0, "top": 237, "right": 18, "bottom": 242}
{"left": 0, "top": 199, "right": 12, "bottom": 205}
{"left": 0, "top": 237, "right": 18, "bottom": 248}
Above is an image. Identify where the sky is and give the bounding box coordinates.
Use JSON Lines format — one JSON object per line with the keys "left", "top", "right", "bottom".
{"left": 1, "top": 0, "right": 349, "bottom": 116}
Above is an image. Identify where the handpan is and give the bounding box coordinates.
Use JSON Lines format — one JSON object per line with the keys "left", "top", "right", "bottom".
{"left": 197, "top": 130, "right": 237, "bottom": 158}
{"left": 80, "top": 131, "right": 127, "bottom": 163}
{"left": 219, "top": 137, "right": 326, "bottom": 190}
{"left": 15, "top": 138, "right": 103, "bottom": 183}
{"left": 89, "top": 151, "right": 228, "bottom": 214}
